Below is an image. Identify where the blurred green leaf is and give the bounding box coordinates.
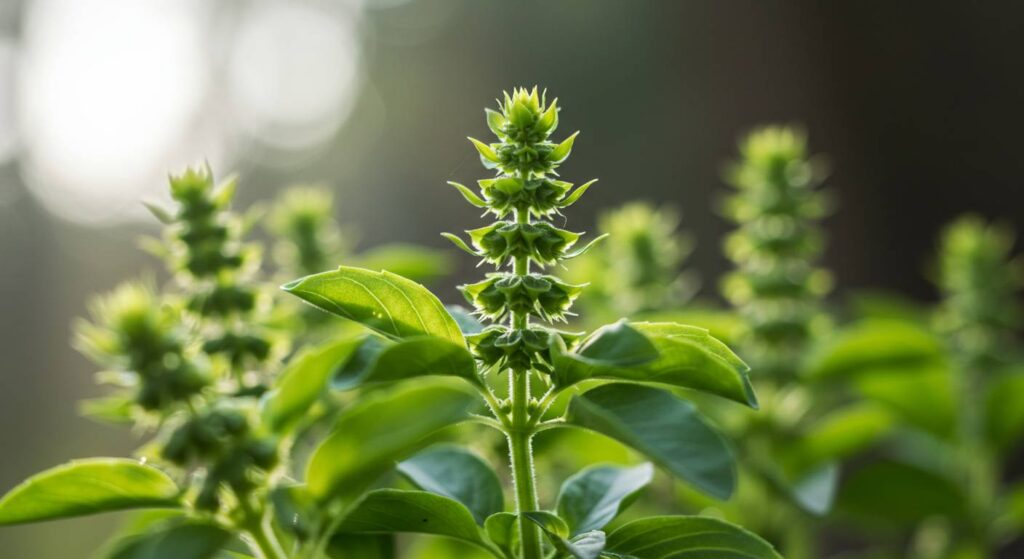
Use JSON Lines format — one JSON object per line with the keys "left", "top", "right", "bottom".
{"left": 604, "top": 516, "right": 783, "bottom": 558}
{"left": 565, "top": 384, "right": 736, "bottom": 499}
{"left": 334, "top": 336, "right": 478, "bottom": 390}
{"left": 556, "top": 462, "right": 653, "bottom": 535}
{"left": 807, "top": 319, "right": 946, "bottom": 381}
{"left": 338, "top": 490, "right": 498, "bottom": 556}
{"left": 105, "top": 522, "right": 229, "bottom": 559}
{"left": 790, "top": 463, "right": 840, "bottom": 516}
{"left": 306, "top": 381, "right": 480, "bottom": 503}
{"left": 855, "top": 365, "right": 956, "bottom": 439}
{"left": 985, "top": 368, "right": 1024, "bottom": 453}
{"left": 355, "top": 243, "right": 452, "bottom": 284}
{"left": 398, "top": 445, "right": 503, "bottom": 525}
{"left": 792, "top": 403, "right": 895, "bottom": 470}
{"left": 837, "top": 460, "right": 966, "bottom": 530}
{"left": 0, "top": 459, "right": 180, "bottom": 526}
{"left": 282, "top": 266, "right": 464, "bottom": 345}
{"left": 262, "top": 336, "right": 364, "bottom": 434}
{"left": 325, "top": 533, "right": 395, "bottom": 559}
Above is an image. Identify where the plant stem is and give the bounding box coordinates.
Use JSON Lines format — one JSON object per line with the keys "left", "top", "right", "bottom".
{"left": 508, "top": 368, "right": 542, "bottom": 559}
{"left": 506, "top": 206, "right": 542, "bottom": 559}
{"left": 240, "top": 499, "right": 288, "bottom": 559}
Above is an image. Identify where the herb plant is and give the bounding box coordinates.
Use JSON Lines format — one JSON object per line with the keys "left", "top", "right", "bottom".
{"left": 567, "top": 202, "right": 698, "bottom": 323}
{"left": 279, "top": 88, "right": 783, "bottom": 558}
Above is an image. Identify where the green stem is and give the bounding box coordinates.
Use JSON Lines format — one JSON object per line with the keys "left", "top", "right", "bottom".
{"left": 240, "top": 499, "right": 288, "bottom": 559}
{"left": 505, "top": 206, "right": 542, "bottom": 559}
{"left": 508, "top": 368, "right": 542, "bottom": 559}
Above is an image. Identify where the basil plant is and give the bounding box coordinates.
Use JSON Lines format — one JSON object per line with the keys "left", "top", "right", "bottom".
{"left": 0, "top": 88, "right": 784, "bottom": 559}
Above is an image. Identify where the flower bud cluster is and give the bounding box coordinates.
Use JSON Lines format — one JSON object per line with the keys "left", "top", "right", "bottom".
{"left": 570, "top": 202, "right": 698, "bottom": 317}
{"left": 162, "top": 407, "right": 278, "bottom": 511}
{"left": 164, "top": 166, "right": 275, "bottom": 373}
{"left": 721, "top": 127, "right": 831, "bottom": 377}
{"left": 936, "top": 216, "right": 1023, "bottom": 373}
{"left": 447, "top": 88, "right": 597, "bottom": 375}
{"left": 267, "top": 187, "right": 345, "bottom": 277}
{"left": 76, "top": 282, "right": 207, "bottom": 411}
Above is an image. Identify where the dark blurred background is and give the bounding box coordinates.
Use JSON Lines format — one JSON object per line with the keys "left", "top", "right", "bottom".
{"left": 0, "top": 1, "right": 1022, "bottom": 556}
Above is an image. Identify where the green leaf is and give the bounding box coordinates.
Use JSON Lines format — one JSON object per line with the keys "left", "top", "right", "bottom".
{"left": 548, "top": 131, "right": 579, "bottom": 163}
{"left": 485, "top": 109, "right": 507, "bottom": 137}
{"left": 447, "top": 305, "right": 484, "bottom": 335}
{"left": 791, "top": 403, "right": 895, "bottom": 470}
{"left": 105, "top": 522, "right": 229, "bottom": 559}
{"left": 282, "top": 266, "right": 465, "bottom": 345}
{"left": 0, "top": 459, "right": 180, "bottom": 526}
{"left": 564, "top": 384, "right": 736, "bottom": 500}
{"left": 551, "top": 321, "right": 659, "bottom": 386}
{"left": 306, "top": 380, "right": 480, "bottom": 503}
{"left": 484, "top": 513, "right": 518, "bottom": 559}
{"left": 985, "top": 368, "right": 1024, "bottom": 453}
{"left": 854, "top": 365, "right": 956, "bottom": 438}
{"left": 605, "top": 516, "right": 783, "bottom": 559}
{"left": 789, "top": 463, "right": 840, "bottom": 516}
{"left": 559, "top": 179, "right": 597, "bottom": 208}
{"left": 262, "top": 336, "right": 365, "bottom": 434}
{"left": 523, "top": 512, "right": 605, "bottom": 559}
{"left": 556, "top": 463, "right": 653, "bottom": 535}
{"left": 553, "top": 323, "right": 757, "bottom": 408}
{"left": 354, "top": 244, "right": 452, "bottom": 284}
{"left": 334, "top": 336, "right": 479, "bottom": 390}
{"left": 837, "top": 460, "right": 967, "bottom": 530}
{"left": 398, "top": 445, "right": 503, "bottom": 525}
{"left": 270, "top": 484, "right": 317, "bottom": 540}
{"left": 326, "top": 534, "right": 395, "bottom": 559}
{"left": 449, "top": 181, "right": 488, "bottom": 208}
{"left": 338, "top": 489, "right": 498, "bottom": 556}
{"left": 807, "top": 319, "right": 946, "bottom": 380}
{"left": 469, "top": 137, "right": 500, "bottom": 168}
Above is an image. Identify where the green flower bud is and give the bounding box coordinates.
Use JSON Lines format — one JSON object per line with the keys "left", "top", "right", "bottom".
{"left": 722, "top": 126, "right": 831, "bottom": 378}
{"left": 935, "top": 215, "right": 1023, "bottom": 373}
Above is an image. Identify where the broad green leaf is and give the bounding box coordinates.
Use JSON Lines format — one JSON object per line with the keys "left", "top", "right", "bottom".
{"left": 270, "top": 484, "right": 316, "bottom": 540}
{"left": 282, "top": 266, "right": 464, "bottom": 345}
{"left": 484, "top": 512, "right": 518, "bottom": 559}
{"left": 354, "top": 243, "right": 451, "bottom": 284}
{"left": 553, "top": 322, "right": 756, "bottom": 408}
{"left": 523, "top": 511, "right": 605, "bottom": 559}
{"left": 639, "top": 308, "right": 745, "bottom": 346}
{"left": 262, "top": 336, "right": 365, "bottom": 433}
{"left": 338, "top": 489, "right": 498, "bottom": 557}
{"left": 334, "top": 336, "right": 479, "bottom": 390}
{"left": 791, "top": 403, "right": 895, "bottom": 470}
{"left": 985, "top": 369, "right": 1024, "bottom": 453}
{"left": 855, "top": 365, "right": 956, "bottom": 438}
{"left": 398, "top": 445, "right": 503, "bottom": 525}
{"left": 306, "top": 380, "right": 480, "bottom": 502}
{"left": 551, "top": 321, "right": 659, "bottom": 386}
{"left": 105, "top": 522, "right": 229, "bottom": 559}
{"left": 0, "top": 459, "right": 180, "bottom": 525}
{"left": 837, "top": 460, "right": 966, "bottom": 529}
{"left": 605, "top": 516, "right": 783, "bottom": 558}
{"left": 556, "top": 463, "right": 653, "bottom": 535}
{"left": 790, "top": 463, "right": 840, "bottom": 516}
{"left": 565, "top": 384, "right": 736, "bottom": 500}
{"left": 326, "top": 534, "right": 395, "bottom": 559}
{"left": 447, "top": 305, "right": 484, "bottom": 335}
{"left": 807, "top": 319, "right": 945, "bottom": 380}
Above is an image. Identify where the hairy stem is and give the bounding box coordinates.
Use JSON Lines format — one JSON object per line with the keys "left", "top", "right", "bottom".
{"left": 506, "top": 207, "right": 542, "bottom": 559}
{"left": 508, "top": 368, "right": 541, "bottom": 559}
